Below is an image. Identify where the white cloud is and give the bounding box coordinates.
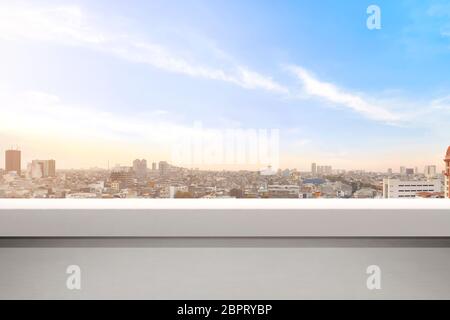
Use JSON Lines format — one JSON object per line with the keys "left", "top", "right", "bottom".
{"left": 0, "top": 90, "right": 190, "bottom": 146}
{"left": 0, "top": 5, "right": 106, "bottom": 44}
{"left": 236, "top": 67, "right": 289, "bottom": 94}
{"left": 431, "top": 96, "right": 450, "bottom": 110}
{"left": 0, "top": 89, "right": 191, "bottom": 167}
{"left": 289, "top": 66, "right": 402, "bottom": 123}
{"left": 0, "top": 3, "right": 288, "bottom": 94}
{"left": 1, "top": 3, "right": 445, "bottom": 128}
{"left": 152, "top": 109, "right": 169, "bottom": 116}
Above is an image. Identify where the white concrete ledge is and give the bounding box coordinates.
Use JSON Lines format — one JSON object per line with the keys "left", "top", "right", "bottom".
{"left": 0, "top": 199, "right": 450, "bottom": 237}
{"left": 1, "top": 198, "right": 450, "bottom": 209}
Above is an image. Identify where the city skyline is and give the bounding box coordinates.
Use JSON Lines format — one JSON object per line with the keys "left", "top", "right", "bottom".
{"left": 1, "top": 1, "right": 450, "bottom": 170}
{"left": 1, "top": 146, "right": 448, "bottom": 199}
{"left": 1, "top": 146, "right": 448, "bottom": 174}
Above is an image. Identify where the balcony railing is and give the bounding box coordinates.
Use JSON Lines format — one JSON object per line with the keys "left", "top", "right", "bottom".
{"left": 1, "top": 199, "right": 450, "bottom": 299}
{"left": 1, "top": 199, "right": 450, "bottom": 237}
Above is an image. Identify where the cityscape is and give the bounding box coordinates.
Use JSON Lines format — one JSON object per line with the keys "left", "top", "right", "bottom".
{"left": 1, "top": 146, "right": 449, "bottom": 199}
{"left": 2, "top": 2, "right": 450, "bottom": 202}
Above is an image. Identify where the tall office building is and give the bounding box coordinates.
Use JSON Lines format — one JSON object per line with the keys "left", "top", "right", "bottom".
{"left": 29, "top": 161, "right": 43, "bottom": 179}
{"left": 159, "top": 161, "right": 170, "bottom": 176}
{"left": 152, "top": 162, "right": 157, "bottom": 171}
{"left": 5, "top": 149, "right": 21, "bottom": 173}
{"left": 133, "top": 159, "right": 147, "bottom": 179}
{"left": 46, "top": 160, "right": 56, "bottom": 177}
{"left": 29, "top": 160, "right": 56, "bottom": 178}
{"left": 311, "top": 163, "right": 317, "bottom": 175}
{"left": 424, "top": 165, "right": 437, "bottom": 178}
{"left": 445, "top": 147, "right": 450, "bottom": 199}
{"left": 400, "top": 166, "right": 414, "bottom": 175}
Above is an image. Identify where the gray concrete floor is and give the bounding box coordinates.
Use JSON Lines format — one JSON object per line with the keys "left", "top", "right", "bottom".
{"left": 0, "top": 238, "right": 450, "bottom": 299}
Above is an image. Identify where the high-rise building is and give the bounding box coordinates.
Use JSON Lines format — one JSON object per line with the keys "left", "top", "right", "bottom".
{"left": 28, "top": 160, "right": 56, "bottom": 178}
{"left": 133, "top": 159, "right": 147, "bottom": 179}
{"left": 424, "top": 165, "right": 437, "bottom": 178}
{"left": 400, "top": 167, "right": 414, "bottom": 175}
{"left": 152, "top": 162, "right": 157, "bottom": 171}
{"left": 445, "top": 147, "right": 450, "bottom": 199}
{"left": 311, "top": 163, "right": 317, "bottom": 175}
{"left": 317, "top": 165, "right": 332, "bottom": 175}
{"left": 387, "top": 168, "right": 393, "bottom": 175}
{"left": 159, "top": 161, "right": 170, "bottom": 176}
{"left": 5, "top": 149, "right": 21, "bottom": 173}
{"left": 46, "top": 160, "right": 56, "bottom": 177}
{"left": 29, "top": 161, "right": 43, "bottom": 179}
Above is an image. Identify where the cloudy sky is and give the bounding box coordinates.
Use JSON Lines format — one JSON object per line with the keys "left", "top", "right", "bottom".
{"left": 0, "top": 0, "right": 450, "bottom": 170}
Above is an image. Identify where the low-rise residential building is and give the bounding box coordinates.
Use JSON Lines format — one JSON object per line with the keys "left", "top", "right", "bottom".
{"left": 267, "top": 185, "right": 300, "bottom": 198}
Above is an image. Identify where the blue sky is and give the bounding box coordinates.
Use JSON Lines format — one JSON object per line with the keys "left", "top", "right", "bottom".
{"left": 0, "top": 0, "right": 450, "bottom": 170}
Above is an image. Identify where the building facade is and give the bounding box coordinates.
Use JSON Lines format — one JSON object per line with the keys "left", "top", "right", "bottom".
{"left": 110, "top": 166, "right": 135, "bottom": 188}
{"left": 424, "top": 165, "right": 437, "bottom": 178}
{"left": 5, "top": 149, "right": 21, "bottom": 173}
{"left": 28, "top": 160, "right": 56, "bottom": 178}
{"left": 445, "top": 147, "right": 450, "bottom": 199}
{"left": 46, "top": 160, "right": 56, "bottom": 177}
{"left": 316, "top": 165, "right": 332, "bottom": 175}
{"left": 383, "top": 178, "right": 442, "bottom": 198}
{"left": 159, "top": 161, "right": 170, "bottom": 176}
{"left": 133, "top": 159, "right": 147, "bottom": 180}
{"left": 311, "top": 163, "right": 317, "bottom": 175}
{"left": 267, "top": 185, "right": 300, "bottom": 198}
